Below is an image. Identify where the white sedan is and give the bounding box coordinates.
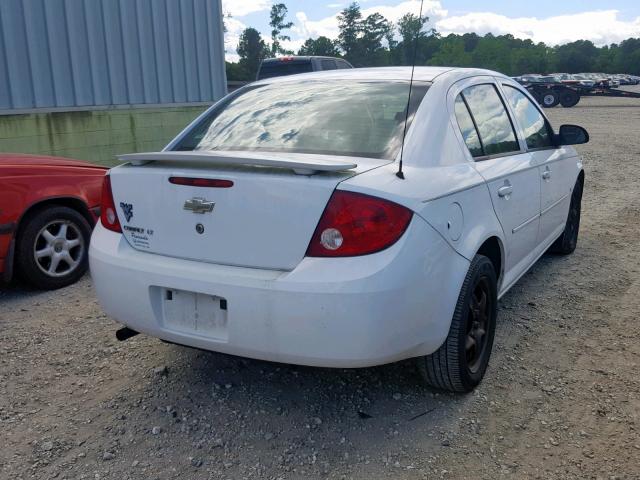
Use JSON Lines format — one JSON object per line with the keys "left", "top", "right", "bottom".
{"left": 90, "top": 67, "right": 587, "bottom": 393}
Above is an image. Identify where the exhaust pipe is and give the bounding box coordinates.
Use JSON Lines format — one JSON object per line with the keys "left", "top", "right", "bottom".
{"left": 116, "top": 327, "right": 139, "bottom": 341}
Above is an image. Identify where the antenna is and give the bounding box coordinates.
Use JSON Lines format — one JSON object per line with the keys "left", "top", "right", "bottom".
{"left": 396, "top": 0, "right": 424, "bottom": 180}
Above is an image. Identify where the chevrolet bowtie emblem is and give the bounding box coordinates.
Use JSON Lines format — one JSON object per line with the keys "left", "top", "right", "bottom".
{"left": 183, "top": 197, "right": 215, "bottom": 214}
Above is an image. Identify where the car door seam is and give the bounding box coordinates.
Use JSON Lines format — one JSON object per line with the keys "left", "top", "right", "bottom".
{"left": 472, "top": 168, "right": 509, "bottom": 241}
{"left": 412, "top": 211, "right": 474, "bottom": 262}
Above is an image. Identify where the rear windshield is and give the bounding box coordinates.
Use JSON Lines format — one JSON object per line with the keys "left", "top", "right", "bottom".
{"left": 174, "top": 80, "right": 429, "bottom": 160}
{"left": 257, "top": 61, "right": 313, "bottom": 79}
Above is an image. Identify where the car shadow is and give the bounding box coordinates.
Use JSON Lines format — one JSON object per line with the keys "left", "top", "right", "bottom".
{"left": 0, "top": 274, "right": 92, "bottom": 307}
{"left": 158, "top": 249, "right": 568, "bottom": 403}
{"left": 132, "top": 250, "right": 572, "bottom": 440}
{"left": 132, "top": 340, "right": 471, "bottom": 467}
{"left": 0, "top": 278, "right": 43, "bottom": 304}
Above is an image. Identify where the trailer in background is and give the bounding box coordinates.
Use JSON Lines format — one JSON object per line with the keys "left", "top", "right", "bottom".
{"left": 519, "top": 81, "right": 640, "bottom": 108}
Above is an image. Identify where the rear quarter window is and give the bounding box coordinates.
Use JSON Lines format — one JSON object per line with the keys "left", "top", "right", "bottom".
{"left": 454, "top": 96, "right": 483, "bottom": 157}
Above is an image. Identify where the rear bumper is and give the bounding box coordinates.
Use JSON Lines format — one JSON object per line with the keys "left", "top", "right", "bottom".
{"left": 89, "top": 217, "right": 469, "bottom": 368}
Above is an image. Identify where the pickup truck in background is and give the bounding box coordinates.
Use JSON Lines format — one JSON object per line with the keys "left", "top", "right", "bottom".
{"left": 256, "top": 56, "right": 353, "bottom": 80}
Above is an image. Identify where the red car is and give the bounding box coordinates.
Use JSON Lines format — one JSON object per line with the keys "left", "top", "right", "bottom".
{"left": 0, "top": 154, "right": 106, "bottom": 289}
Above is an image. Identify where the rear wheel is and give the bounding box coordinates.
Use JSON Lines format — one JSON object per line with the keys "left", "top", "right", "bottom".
{"left": 417, "top": 255, "right": 497, "bottom": 393}
{"left": 559, "top": 89, "right": 580, "bottom": 108}
{"left": 541, "top": 90, "right": 560, "bottom": 108}
{"left": 549, "top": 177, "right": 583, "bottom": 254}
{"left": 529, "top": 89, "right": 543, "bottom": 105}
{"left": 16, "top": 206, "right": 91, "bottom": 290}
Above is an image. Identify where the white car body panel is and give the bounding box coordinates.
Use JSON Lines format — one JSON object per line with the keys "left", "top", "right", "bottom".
{"left": 535, "top": 148, "right": 579, "bottom": 245}
{"left": 108, "top": 155, "right": 385, "bottom": 271}
{"left": 496, "top": 78, "right": 580, "bottom": 251}
{"left": 473, "top": 154, "right": 541, "bottom": 274}
{"left": 90, "top": 67, "right": 584, "bottom": 367}
{"left": 90, "top": 215, "right": 469, "bottom": 367}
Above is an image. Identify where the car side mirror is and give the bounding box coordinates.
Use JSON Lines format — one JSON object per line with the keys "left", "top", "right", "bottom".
{"left": 557, "top": 124, "right": 589, "bottom": 146}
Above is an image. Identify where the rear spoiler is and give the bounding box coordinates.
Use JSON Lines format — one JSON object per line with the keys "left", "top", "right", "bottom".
{"left": 117, "top": 151, "right": 357, "bottom": 175}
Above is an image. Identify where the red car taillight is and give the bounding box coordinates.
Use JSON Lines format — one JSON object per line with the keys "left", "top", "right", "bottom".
{"left": 306, "top": 191, "right": 413, "bottom": 257}
{"left": 100, "top": 175, "right": 122, "bottom": 233}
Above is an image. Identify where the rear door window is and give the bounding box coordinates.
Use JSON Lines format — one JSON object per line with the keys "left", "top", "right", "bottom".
{"left": 458, "top": 84, "right": 520, "bottom": 157}
{"left": 502, "top": 85, "right": 554, "bottom": 150}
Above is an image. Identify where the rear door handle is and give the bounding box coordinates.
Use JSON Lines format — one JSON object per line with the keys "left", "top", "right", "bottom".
{"left": 542, "top": 168, "right": 552, "bottom": 180}
{"left": 497, "top": 185, "right": 513, "bottom": 197}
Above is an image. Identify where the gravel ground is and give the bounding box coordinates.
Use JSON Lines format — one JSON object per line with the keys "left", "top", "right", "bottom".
{"left": 2, "top": 89, "right": 640, "bottom": 480}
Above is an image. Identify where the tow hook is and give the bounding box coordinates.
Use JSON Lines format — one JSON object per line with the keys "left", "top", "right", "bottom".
{"left": 116, "top": 327, "right": 139, "bottom": 341}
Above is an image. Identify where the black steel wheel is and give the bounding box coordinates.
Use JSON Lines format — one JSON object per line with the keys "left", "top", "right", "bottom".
{"left": 549, "top": 177, "right": 583, "bottom": 254}
{"left": 417, "top": 254, "right": 497, "bottom": 393}
{"left": 465, "top": 277, "right": 492, "bottom": 374}
{"left": 559, "top": 89, "right": 580, "bottom": 108}
{"left": 530, "top": 89, "right": 544, "bottom": 105}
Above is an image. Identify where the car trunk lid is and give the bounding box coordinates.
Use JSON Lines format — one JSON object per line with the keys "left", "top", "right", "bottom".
{"left": 108, "top": 151, "right": 388, "bottom": 270}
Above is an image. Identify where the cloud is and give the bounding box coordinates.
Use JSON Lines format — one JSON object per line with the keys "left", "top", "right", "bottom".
{"left": 281, "top": 38, "right": 306, "bottom": 54}
{"left": 293, "top": 11, "right": 340, "bottom": 39}
{"left": 224, "top": 17, "right": 247, "bottom": 62}
{"left": 221, "top": 0, "right": 271, "bottom": 18}
{"left": 436, "top": 10, "right": 640, "bottom": 47}
{"left": 361, "top": 0, "right": 447, "bottom": 25}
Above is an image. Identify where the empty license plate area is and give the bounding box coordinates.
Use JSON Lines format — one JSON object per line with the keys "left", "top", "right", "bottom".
{"left": 161, "top": 288, "right": 228, "bottom": 340}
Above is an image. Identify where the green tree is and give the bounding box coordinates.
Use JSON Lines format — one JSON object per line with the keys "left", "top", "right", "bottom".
{"left": 337, "top": 3, "right": 362, "bottom": 63}
{"left": 397, "top": 13, "right": 428, "bottom": 64}
{"left": 611, "top": 38, "right": 640, "bottom": 74}
{"left": 337, "top": 4, "right": 395, "bottom": 66}
{"left": 470, "top": 34, "right": 511, "bottom": 73}
{"left": 237, "top": 27, "right": 270, "bottom": 80}
{"left": 225, "top": 61, "right": 248, "bottom": 81}
{"left": 269, "top": 3, "right": 294, "bottom": 56}
{"left": 298, "top": 36, "right": 340, "bottom": 56}
{"left": 428, "top": 34, "right": 472, "bottom": 67}
{"left": 229, "top": 15, "right": 640, "bottom": 81}
{"left": 359, "top": 12, "right": 393, "bottom": 65}
{"left": 552, "top": 40, "right": 598, "bottom": 73}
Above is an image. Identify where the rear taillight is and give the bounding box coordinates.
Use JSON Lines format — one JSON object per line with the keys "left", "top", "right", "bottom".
{"left": 100, "top": 175, "right": 122, "bottom": 233}
{"left": 306, "top": 191, "right": 412, "bottom": 257}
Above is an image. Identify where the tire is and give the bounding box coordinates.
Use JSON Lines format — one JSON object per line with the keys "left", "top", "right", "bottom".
{"left": 530, "top": 89, "right": 543, "bottom": 104}
{"left": 559, "top": 89, "right": 580, "bottom": 108}
{"left": 549, "top": 177, "right": 583, "bottom": 255}
{"left": 15, "top": 206, "right": 91, "bottom": 290}
{"left": 540, "top": 90, "right": 560, "bottom": 108}
{"left": 417, "top": 255, "right": 497, "bottom": 393}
